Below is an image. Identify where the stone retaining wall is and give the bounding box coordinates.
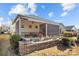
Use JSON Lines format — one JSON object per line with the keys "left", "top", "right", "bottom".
{"left": 19, "top": 40, "right": 59, "bottom": 55}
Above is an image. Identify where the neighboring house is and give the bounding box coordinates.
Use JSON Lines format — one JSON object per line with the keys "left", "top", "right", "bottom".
{"left": 65, "top": 25, "right": 77, "bottom": 32}
{"left": 11, "top": 14, "right": 60, "bottom": 37}
{"left": 1, "top": 24, "right": 10, "bottom": 32}
{"left": 59, "top": 23, "right": 65, "bottom": 34}
{"left": 10, "top": 20, "right": 15, "bottom": 34}
{"left": 0, "top": 24, "right": 2, "bottom": 33}
{"left": 58, "top": 23, "right": 77, "bottom": 34}
{"left": 77, "top": 29, "right": 79, "bottom": 35}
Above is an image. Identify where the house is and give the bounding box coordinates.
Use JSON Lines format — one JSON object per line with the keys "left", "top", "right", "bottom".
{"left": 65, "top": 25, "right": 77, "bottom": 32}
{"left": 77, "top": 29, "right": 79, "bottom": 35}
{"left": 59, "top": 23, "right": 66, "bottom": 34}
{"left": 0, "top": 24, "right": 2, "bottom": 33}
{"left": 0, "top": 24, "right": 10, "bottom": 33}
{"left": 59, "top": 23, "right": 77, "bottom": 36}
{"left": 11, "top": 14, "right": 60, "bottom": 37}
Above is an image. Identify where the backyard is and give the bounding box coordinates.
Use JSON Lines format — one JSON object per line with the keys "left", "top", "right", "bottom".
{"left": 0, "top": 34, "right": 79, "bottom": 56}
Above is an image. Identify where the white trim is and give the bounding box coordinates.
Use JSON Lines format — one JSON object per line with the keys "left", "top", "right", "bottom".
{"left": 28, "top": 18, "right": 47, "bottom": 23}
{"left": 19, "top": 19, "right": 21, "bottom": 35}
{"left": 14, "top": 17, "right": 20, "bottom": 24}
{"left": 46, "top": 24, "right": 47, "bottom": 37}
{"left": 27, "top": 17, "right": 59, "bottom": 26}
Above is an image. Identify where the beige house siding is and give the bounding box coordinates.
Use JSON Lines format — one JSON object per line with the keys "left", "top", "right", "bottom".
{"left": 59, "top": 25, "right": 65, "bottom": 34}
{"left": 15, "top": 21, "right": 19, "bottom": 34}
{"left": 12, "top": 18, "right": 43, "bottom": 35}
{"left": 20, "top": 19, "right": 41, "bottom": 33}
{"left": 11, "top": 15, "right": 60, "bottom": 36}
{"left": 10, "top": 17, "right": 21, "bottom": 34}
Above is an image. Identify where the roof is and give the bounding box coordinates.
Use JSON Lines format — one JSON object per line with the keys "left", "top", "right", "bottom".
{"left": 13, "top": 14, "right": 59, "bottom": 25}
{"left": 65, "top": 26, "right": 75, "bottom": 30}
{"left": 59, "top": 23, "right": 64, "bottom": 26}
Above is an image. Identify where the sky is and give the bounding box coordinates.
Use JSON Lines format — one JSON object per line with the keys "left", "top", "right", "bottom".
{"left": 0, "top": 3, "right": 79, "bottom": 28}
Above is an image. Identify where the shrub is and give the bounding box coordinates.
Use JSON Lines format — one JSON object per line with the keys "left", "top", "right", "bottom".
{"left": 62, "top": 37, "right": 71, "bottom": 47}
{"left": 77, "top": 35, "right": 79, "bottom": 41}
{"left": 10, "top": 34, "right": 21, "bottom": 54}
{"left": 62, "top": 37, "right": 76, "bottom": 47}
{"left": 63, "top": 31, "right": 72, "bottom": 37}
{"left": 63, "top": 31, "right": 77, "bottom": 37}
{"left": 69, "top": 37, "right": 77, "bottom": 46}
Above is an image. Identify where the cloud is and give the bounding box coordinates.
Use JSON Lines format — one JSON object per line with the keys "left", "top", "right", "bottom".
{"left": 48, "top": 12, "right": 53, "bottom": 18}
{"left": 9, "top": 4, "right": 27, "bottom": 15}
{"left": 61, "top": 3, "right": 75, "bottom": 11}
{"left": 61, "top": 3, "right": 76, "bottom": 16}
{"left": 0, "top": 16, "right": 4, "bottom": 21}
{"left": 1, "top": 17, "right": 12, "bottom": 26}
{"left": 28, "top": 3, "right": 37, "bottom": 15}
{"left": 54, "top": 19, "right": 64, "bottom": 23}
{"left": 61, "top": 12, "right": 67, "bottom": 16}
{"left": 41, "top": 5, "right": 45, "bottom": 9}
{"left": 9, "top": 3, "right": 37, "bottom": 16}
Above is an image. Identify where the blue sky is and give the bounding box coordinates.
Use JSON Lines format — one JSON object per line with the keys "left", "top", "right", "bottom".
{"left": 0, "top": 3, "right": 79, "bottom": 28}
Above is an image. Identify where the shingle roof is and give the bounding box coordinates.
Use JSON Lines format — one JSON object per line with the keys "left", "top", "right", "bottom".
{"left": 59, "top": 23, "right": 64, "bottom": 26}
{"left": 65, "top": 26, "right": 74, "bottom": 30}
{"left": 13, "top": 14, "right": 59, "bottom": 25}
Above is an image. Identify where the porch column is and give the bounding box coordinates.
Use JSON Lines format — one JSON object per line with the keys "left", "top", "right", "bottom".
{"left": 46, "top": 24, "right": 47, "bottom": 37}
{"left": 19, "top": 19, "right": 21, "bottom": 35}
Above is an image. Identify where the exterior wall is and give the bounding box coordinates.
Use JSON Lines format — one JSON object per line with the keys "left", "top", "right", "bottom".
{"left": 20, "top": 19, "right": 41, "bottom": 35}
{"left": 72, "top": 27, "right": 77, "bottom": 32}
{"left": 66, "top": 27, "right": 77, "bottom": 32}
{"left": 59, "top": 25, "right": 65, "bottom": 34}
{"left": 12, "top": 16, "right": 60, "bottom": 36}
{"left": 47, "top": 24, "right": 59, "bottom": 36}
{"left": 10, "top": 17, "right": 20, "bottom": 34}
{"left": 15, "top": 21, "right": 19, "bottom": 34}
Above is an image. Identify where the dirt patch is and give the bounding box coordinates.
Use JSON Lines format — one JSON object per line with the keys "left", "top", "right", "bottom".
{"left": 1, "top": 34, "right": 79, "bottom": 56}
{"left": 27, "top": 44, "right": 79, "bottom": 56}
{"left": 0, "top": 34, "right": 16, "bottom": 56}
{"left": 0, "top": 34, "right": 10, "bottom": 55}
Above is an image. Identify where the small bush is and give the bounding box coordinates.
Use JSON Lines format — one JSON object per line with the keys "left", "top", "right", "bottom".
{"left": 62, "top": 37, "right": 71, "bottom": 47}
{"left": 77, "top": 35, "right": 79, "bottom": 41}
{"left": 62, "top": 37, "right": 76, "bottom": 47}
{"left": 10, "top": 34, "right": 21, "bottom": 54}
{"left": 63, "top": 32, "right": 72, "bottom": 37}
{"left": 63, "top": 31, "right": 77, "bottom": 37}
{"left": 69, "top": 37, "right": 77, "bottom": 46}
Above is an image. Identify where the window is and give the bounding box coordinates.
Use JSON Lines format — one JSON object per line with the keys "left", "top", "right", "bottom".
{"left": 21, "top": 24, "right": 24, "bottom": 28}
{"left": 35, "top": 25, "right": 38, "bottom": 29}
{"left": 29, "top": 25, "right": 32, "bottom": 28}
